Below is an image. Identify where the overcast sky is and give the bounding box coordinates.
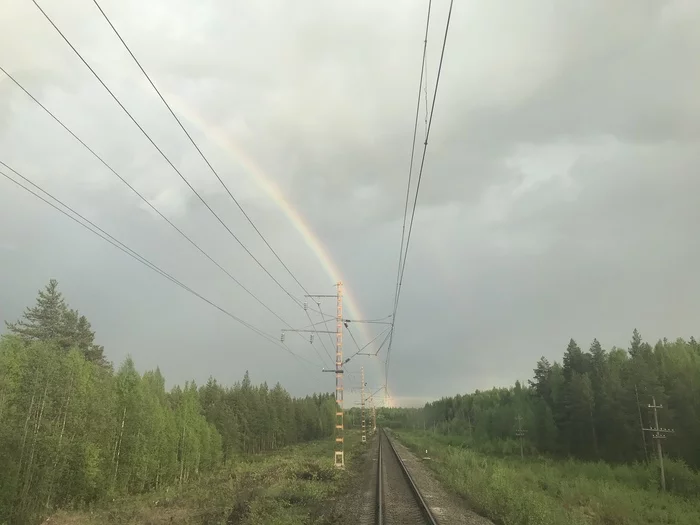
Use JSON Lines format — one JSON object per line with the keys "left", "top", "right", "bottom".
{"left": 1, "top": 0, "right": 699, "bottom": 407}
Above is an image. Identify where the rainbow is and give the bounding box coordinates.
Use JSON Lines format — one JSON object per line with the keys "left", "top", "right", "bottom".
{"left": 161, "top": 90, "right": 374, "bottom": 344}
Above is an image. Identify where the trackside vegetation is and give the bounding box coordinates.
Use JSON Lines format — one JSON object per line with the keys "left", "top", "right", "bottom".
{"left": 379, "top": 332, "right": 700, "bottom": 469}
{"left": 395, "top": 431, "right": 700, "bottom": 525}
{"left": 380, "top": 331, "right": 700, "bottom": 524}
{"left": 0, "top": 280, "right": 336, "bottom": 524}
{"left": 47, "top": 433, "right": 369, "bottom": 525}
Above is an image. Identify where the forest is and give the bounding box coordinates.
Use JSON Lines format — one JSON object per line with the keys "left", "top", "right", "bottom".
{"left": 0, "top": 280, "right": 336, "bottom": 524}
{"left": 381, "top": 331, "right": 700, "bottom": 470}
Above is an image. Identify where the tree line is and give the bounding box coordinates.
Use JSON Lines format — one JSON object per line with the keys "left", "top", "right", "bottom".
{"left": 0, "top": 280, "right": 335, "bottom": 524}
{"left": 382, "top": 331, "right": 700, "bottom": 470}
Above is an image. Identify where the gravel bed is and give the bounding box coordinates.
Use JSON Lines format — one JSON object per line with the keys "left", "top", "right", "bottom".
{"left": 381, "top": 431, "right": 430, "bottom": 524}
{"left": 386, "top": 432, "right": 494, "bottom": 525}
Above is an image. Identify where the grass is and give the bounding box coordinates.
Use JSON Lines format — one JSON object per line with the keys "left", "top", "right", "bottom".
{"left": 393, "top": 430, "right": 700, "bottom": 525}
{"left": 47, "top": 432, "right": 367, "bottom": 525}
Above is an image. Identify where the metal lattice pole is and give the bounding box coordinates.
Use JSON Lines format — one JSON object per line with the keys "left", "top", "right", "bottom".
{"left": 361, "top": 366, "right": 366, "bottom": 444}
{"left": 334, "top": 281, "right": 345, "bottom": 468}
{"left": 282, "top": 283, "right": 349, "bottom": 468}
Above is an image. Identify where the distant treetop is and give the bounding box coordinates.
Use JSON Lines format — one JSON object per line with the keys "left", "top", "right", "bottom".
{"left": 5, "top": 278, "right": 107, "bottom": 366}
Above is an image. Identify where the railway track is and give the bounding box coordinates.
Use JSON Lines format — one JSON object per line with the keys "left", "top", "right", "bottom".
{"left": 376, "top": 429, "right": 438, "bottom": 525}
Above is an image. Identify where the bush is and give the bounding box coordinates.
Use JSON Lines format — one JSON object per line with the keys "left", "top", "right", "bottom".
{"left": 290, "top": 461, "right": 337, "bottom": 482}
{"left": 663, "top": 458, "right": 700, "bottom": 497}
{"left": 395, "top": 431, "right": 700, "bottom": 525}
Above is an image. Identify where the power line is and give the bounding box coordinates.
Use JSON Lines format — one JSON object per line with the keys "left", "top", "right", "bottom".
{"left": 423, "top": 45, "right": 430, "bottom": 142}
{"left": 344, "top": 322, "right": 364, "bottom": 356}
{"left": 386, "top": 0, "right": 454, "bottom": 387}
{"left": 298, "top": 317, "right": 339, "bottom": 330}
{"left": 344, "top": 319, "right": 393, "bottom": 325}
{"left": 0, "top": 65, "right": 308, "bottom": 347}
{"left": 314, "top": 301, "right": 338, "bottom": 352}
{"left": 282, "top": 320, "right": 329, "bottom": 368}
{"left": 0, "top": 163, "right": 316, "bottom": 368}
{"left": 345, "top": 326, "right": 391, "bottom": 362}
{"left": 385, "top": 0, "right": 432, "bottom": 387}
{"left": 392, "top": 0, "right": 432, "bottom": 320}
{"left": 0, "top": 161, "right": 264, "bottom": 343}
{"left": 304, "top": 305, "right": 336, "bottom": 320}
{"left": 280, "top": 341, "right": 320, "bottom": 369}
{"left": 89, "top": 0, "right": 312, "bottom": 299}
{"left": 282, "top": 313, "right": 331, "bottom": 369}
{"left": 30, "top": 0, "right": 303, "bottom": 309}
{"left": 304, "top": 308, "right": 335, "bottom": 366}
{"left": 373, "top": 329, "right": 392, "bottom": 357}
{"left": 399, "top": 0, "right": 454, "bottom": 289}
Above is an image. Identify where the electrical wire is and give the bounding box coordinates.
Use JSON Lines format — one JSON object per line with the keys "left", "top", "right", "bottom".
{"left": 0, "top": 163, "right": 317, "bottom": 368}
{"left": 0, "top": 65, "right": 314, "bottom": 356}
{"left": 344, "top": 323, "right": 364, "bottom": 356}
{"left": 304, "top": 309, "right": 335, "bottom": 366}
{"left": 30, "top": 0, "right": 304, "bottom": 310}
{"left": 386, "top": 0, "right": 454, "bottom": 387}
{"left": 317, "top": 302, "right": 338, "bottom": 353}
{"left": 372, "top": 329, "right": 392, "bottom": 357}
{"left": 280, "top": 341, "right": 319, "bottom": 369}
{"left": 344, "top": 318, "right": 393, "bottom": 325}
{"left": 288, "top": 327, "right": 330, "bottom": 369}
{"left": 370, "top": 386, "right": 386, "bottom": 399}
{"left": 89, "top": 0, "right": 313, "bottom": 300}
{"left": 342, "top": 325, "right": 390, "bottom": 386}
{"left": 345, "top": 326, "right": 391, "bottom": 362}
{"left": 423, "top": 45, "right": 430, "bottom": 143}
{"left": 392, "top": 0, "right": 433, "bottom": 319}
{"left": 385, "top": 0, "right": 433, "bottom": 387}
{"left": 297, "top": 317, "right": 339, "bottom": 330}
{"left": 304, "top": 306, "right": 335, "bottom": 320}
{"left": 398, "top": 0, "right": 454, "bottom": 290}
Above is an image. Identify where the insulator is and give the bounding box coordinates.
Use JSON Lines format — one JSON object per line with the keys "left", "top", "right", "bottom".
{"left": 303, "top": 301, "right": 308, "bottom": 310}
{"left": 280, "top": 333, "right": 285, "bottom": 342}
{"left": 310, "top": 334, "right": 314, "bottom": 343}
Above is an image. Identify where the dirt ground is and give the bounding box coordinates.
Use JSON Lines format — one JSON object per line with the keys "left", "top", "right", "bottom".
{"left": 333, "top": 433, "right": 379, "bottom": 525}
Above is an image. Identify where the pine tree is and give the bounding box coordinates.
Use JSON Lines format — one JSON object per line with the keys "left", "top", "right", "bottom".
{"left": 6, "top": 280, "right": 107, "bottom": 365}
{"left": 629, "top": 328, "right": 643, "bottom": 357}
{"left": 528, "top": 357, "right": 552, "bottom": 404}
{"left": 1, "top": 287, "right": 336, "bottom": 524}
{"left": 6, "top": 279, "right": 67, "bottom": 341}
{"left": 562, "top": 339, "right": 588, "bottom": 380}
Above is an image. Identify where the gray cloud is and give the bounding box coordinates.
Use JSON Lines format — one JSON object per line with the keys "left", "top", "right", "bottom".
{"left": 1, "top": 0, "right": 699, "bottom": 405}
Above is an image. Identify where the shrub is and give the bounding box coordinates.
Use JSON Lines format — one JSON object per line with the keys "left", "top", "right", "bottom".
{"left": 394, "top": 431, "right": 700, "bottom": 525}
{"left": 663, "top": 458, "right": 700, "bottom": 497}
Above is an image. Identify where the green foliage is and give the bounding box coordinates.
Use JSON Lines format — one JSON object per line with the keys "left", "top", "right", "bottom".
{"left": 47, "top": 433, "right": 364, "bottom": 525}
{"left": 0, "top": 281, "right": 335, "bottom": 524}
{"left": 397, "top": 431, "right": 700, "bottom": 525}
{"left": 5, "top": 279, "right": 107, "bottom": 365}
{"left": 198, "top": 377, "right": 334, "bottom": 458}
{"left": 384, "top": 330, "right": 700, "bottom": 477}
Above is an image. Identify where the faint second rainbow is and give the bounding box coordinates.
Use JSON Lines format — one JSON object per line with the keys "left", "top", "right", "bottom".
{"left": 161, "top": 90, "right": 370, "bottom": 339}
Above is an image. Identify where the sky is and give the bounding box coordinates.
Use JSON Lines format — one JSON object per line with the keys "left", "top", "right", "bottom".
{"left": 1, "top": 0, "right": 699, "bottom": 407}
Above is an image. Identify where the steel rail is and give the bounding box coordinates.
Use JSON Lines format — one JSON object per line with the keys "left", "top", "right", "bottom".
{"left": 378, "top": 429, "right": 438, "bottom": 524}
